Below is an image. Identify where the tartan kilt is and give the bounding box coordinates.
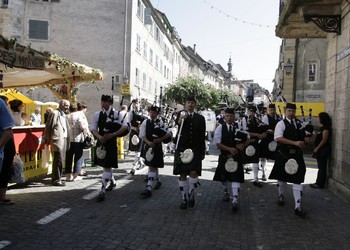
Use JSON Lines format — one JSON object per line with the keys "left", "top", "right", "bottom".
{"left": 94, "top": 139, "right": 118, "bottom": 169}
{"left": 242, "top": 140, "right": 260, "bottom": 164}
{"left": 213, "top": 154, "right": 244, "bottom": 183}
{"left": 173, "top": 148, "right": 202, "bottom": 176}
{"left": 141, "top": 143, "right": 164, "bottom": 168}
{"left": 128, "top": 129, "right": 142, "bottom": 152}
{"left": 259, "top": 134, "right": 276, "bottom": 160}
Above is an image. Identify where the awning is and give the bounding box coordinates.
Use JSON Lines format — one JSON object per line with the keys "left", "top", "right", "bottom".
{"left": 0, "top": 35, "right": 103, "bottom": 101}
{"left": 0, "top": 89, "right": 33, "bottom": 104}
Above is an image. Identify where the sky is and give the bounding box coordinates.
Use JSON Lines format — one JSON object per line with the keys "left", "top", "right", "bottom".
{"left": 150, "top": 0, "right": 282, "bottom": 92}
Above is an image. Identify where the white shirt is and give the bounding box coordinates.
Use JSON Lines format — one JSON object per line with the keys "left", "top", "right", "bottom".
{"left": 214, "top": 123, "right": 249, "bottom": 145}
{"left": 90, "top": 107, "right": 128, "bottom": 131}
{"left": 274, "top": 118, "right": 296, "bottom": 140}
{"left": 30, "top": 113, "right": 42, "bottom": 126}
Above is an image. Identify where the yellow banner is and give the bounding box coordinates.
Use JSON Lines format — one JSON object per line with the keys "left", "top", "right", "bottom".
{"left": 273, "top": 102, "right": 324, "bottom": 117}
{"left": 120, "top": 83, "right": 130, "bottom": 95}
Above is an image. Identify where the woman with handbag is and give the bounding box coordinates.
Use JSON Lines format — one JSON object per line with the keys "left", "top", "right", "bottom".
{"left": 310, "top": 112, "right": 332, "bottom": 189}
{"left": 65, "top": 102, "right": 91, "bottom": 181}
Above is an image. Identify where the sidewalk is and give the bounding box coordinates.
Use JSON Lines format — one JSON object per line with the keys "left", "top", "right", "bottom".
{"left": 0, "top": 144, "right": 349, "bottom": 249}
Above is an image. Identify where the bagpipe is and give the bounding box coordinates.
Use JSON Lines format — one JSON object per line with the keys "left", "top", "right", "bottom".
{"left": 103, "top": 96, "right": 130, "bottom": 137}
{"left": 151, "top": 117, "right": 173, "bottom": 144}
{"left": 299, "top": 105, "right": 314, "bottom": 137}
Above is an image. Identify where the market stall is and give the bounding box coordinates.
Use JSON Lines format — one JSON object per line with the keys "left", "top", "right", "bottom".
{"left": 0, "top": 35, "right": 104, "bottom": 181}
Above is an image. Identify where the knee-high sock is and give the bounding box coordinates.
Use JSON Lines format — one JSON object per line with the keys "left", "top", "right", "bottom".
{"left": 223, "top": 181, "right": 230, "bottom": 193}
{"left": 110, "top": 174, "right": 116, "bottom": 184}
{"left": 133, "top": 152, "right": 141, "bottom": 165}
{"left": 293, "top": 184, "right": 303, "bottom": 209}
{"left": 260, "top": 159, "right": 267, "bottom": 175}
{"left": 178, "top": 179, "right": 188, "bottom": 199}
{"left": 252, "top": 163, "right": 259, "bottom": 181}
{"left": 189, "top": 176, "right": 200, "bottom": 194}
{"left": 231, "top": 182, "right": 240, "bottom": 202}
{"left": 102, "top": 172, "right": 112, "bottom": 190}
{"left": 277, "top": 180, "right": 286, "bottom": 197}
{"left": 147, "top": 171, "right": 156, "bottom": 191}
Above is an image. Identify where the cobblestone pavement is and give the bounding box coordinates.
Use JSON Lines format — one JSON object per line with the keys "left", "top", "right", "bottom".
{"left": 1, "top": 144, "right": 349, "bottom": 249}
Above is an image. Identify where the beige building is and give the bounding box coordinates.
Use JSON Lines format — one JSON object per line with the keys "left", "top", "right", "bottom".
{"left": 276, "top": 0, "right": 350, "bottom": 201}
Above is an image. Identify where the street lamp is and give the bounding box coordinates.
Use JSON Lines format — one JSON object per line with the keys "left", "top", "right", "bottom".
{"left": 284, "top": 58, "right": 293, "bottom": 75}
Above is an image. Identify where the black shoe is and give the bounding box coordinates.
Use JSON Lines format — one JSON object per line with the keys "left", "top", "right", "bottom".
{"left": 261, "top": 174, "right": 267, "bottom": 181}
{"left": 188, "top": 190, "right": 195, "bottom": 208}
{"left": 97, "top": 191, "right": 105, "bottom": 201}
{"left": 105, "top": 181, "right": 116, "bottom": 191}
{"left": 206, "top": 151, "right": 209, "bottom": 155}
{"left": 129, "top": 169, "right": 135, "bottom": 175}
{"left": 154, "top": 181, "right": 162, "bottom": 190}
{"left": 52, "top": 181, "right": 66, "bottom": 187}
{"left": 253, "top": 181, "right": 263, "bottom": 187}
{"left": 309, "top": 183, "right": 322, "bottom": 189}
{"left": 295, "top": 207, "right": 306, "bottom": 217}
{"left": 180, "top": 198, "right": 187, "bottom": 209}
{"left": 231, "top": 201, "right": 239, "bottom": 211}
{"left": 140, "top": 189, "right": 152, "bottom": 198}
{"left": 223, "top": 191, "right": 230, "bottom": 202}
{"left": 277, "top": 194, "right": 284, "bottom": 206}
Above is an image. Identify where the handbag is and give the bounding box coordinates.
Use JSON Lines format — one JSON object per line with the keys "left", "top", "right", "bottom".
{"left": 83, "top": 135, "right": 94, "bottom": 149}
{"left": 11, "top": 154, "right": 25, "bottom": 184}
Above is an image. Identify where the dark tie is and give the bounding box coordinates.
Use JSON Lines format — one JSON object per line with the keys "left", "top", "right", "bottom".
{"left": 189, "top": 113, "right": 193, "bottom": 119}
{"left": 229, "top": 125, "right": 233, "bottom": 133}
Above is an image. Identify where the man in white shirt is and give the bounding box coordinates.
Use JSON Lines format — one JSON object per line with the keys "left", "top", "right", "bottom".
{"left": 30, "top": 107, "right": 42, "bottom": 126}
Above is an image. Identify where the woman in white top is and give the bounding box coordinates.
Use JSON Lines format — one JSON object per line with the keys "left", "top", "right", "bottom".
{"left": 8, "top": 99, "right": 26, "bottom": 126}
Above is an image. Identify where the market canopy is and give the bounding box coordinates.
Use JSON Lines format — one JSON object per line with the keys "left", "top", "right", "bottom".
{"left": 0, "top": 35, "right": 103, "bottom": 100}
{"left": 0, "top": 89, "right": 33, "bottom": 104}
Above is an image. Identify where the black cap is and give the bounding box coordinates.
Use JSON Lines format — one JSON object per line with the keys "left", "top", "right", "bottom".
{"left": 185, "top": 96, "right": 197, "bottom": 102}
{"left": 148, "top": 105, "right": 160, "bottom": 113}
{"left": 285, "top": 103, "right": 296, "bottom": 110}
{"left": 225, "top": 108, "right": 235, "bottom": 114}
{"left": 269, "top": 103, "right": 276, "bottom": 109}
{"left": 101, "top": 95, "right": 113, "bottom": 104}
{"left": 132, "top": 98, "right": 139, "bottom": 103}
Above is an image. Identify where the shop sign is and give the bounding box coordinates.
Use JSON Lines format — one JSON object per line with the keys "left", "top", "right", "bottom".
{"left": 0, "top": 48, "right": 45, "bottom": 69}
{"left": 121, "top": 83, "right": 130, "bottom": 95}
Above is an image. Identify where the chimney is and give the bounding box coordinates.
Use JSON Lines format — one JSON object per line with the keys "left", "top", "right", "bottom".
{"left": 193, "top": 44, "right": 196, "bottom": 54}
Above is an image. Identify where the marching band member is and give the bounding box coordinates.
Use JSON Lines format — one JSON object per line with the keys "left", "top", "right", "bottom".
{"left": 173, "top": 96, "right": 206, "bottom": 209}
{"left": 213, "top": 108, "right": 248, "bottom": 211}
{"left": 269, "top": 103, "right": 311, "bottom": 217}
{"left": 128, "top": 99, "right": 145, "bottom": 175}
{"left": 90, "top": 95, "right": 129, "bottom": 201}
{"left": 259, "top": 103, "right": 281, "bottom": 180}
{"left": 139, "top": 105, "right": 171, "bottom": 198}
{"left": 242, "top": 106, "right": 267, "bottom": 187}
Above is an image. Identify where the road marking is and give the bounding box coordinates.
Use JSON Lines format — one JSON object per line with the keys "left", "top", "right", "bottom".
{"left": 82, "top": 190, "right": 101, "bottom": 200}
{"left": 36, "top": 208, "right": 71, "bottom": 225}
{"left": 0, "top": 241, "right": 11, "bottom": 249}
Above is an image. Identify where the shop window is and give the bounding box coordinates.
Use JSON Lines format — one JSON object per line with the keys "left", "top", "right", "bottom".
{"left": 28, "top": 19, "right": 49, "bottom": 40}
{"left": 136, "top": 34, "right": 141, "bottom": 52}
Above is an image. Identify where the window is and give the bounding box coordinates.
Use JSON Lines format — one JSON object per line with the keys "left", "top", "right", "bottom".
{"left": 155, "top": 27, "right": 160, "bottom": 43}
{"left": 160, "top": 60, "right": 163, "bottom": 73}
{"left": 149, "top": 48, "right": 153, "bottom": 64}
{"left": 136, "top": 34, "right": 141, "bottom": 52}
{"left": 142, "top": 73, "right": 147, "bottom": 89}
{"left": 308, "top": 63, "right": 317, "bottom": 83}
{"left": 154, "top": 81, "right": 158, "bottom": 93}
{"left": 155, "top": 55, "right": 159, "bottom": 70}
{"left": 137, "top": 0, "right": 144, "bottom": 20}
{"left": 135, "top": 68, "right": 140, "bottom": 86}
{"left": 149, "top": 77, "right": 152, "bottom": 92}
{"left": 28, "top": 19, "right": 49, "bottom": 40}
{"left": 143, "top": 42, "right": 147, "bottom": 59}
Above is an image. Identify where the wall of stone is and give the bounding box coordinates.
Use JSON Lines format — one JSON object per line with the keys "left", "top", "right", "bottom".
{"left": 326, "top": 1, "right": 350, "bottom": 202}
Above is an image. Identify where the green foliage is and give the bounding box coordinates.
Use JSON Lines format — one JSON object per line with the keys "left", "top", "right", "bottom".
{"left": 164, "top": 76, "right": 239, "bottom": 110}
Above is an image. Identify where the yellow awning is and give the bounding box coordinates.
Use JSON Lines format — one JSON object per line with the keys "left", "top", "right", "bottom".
{"left": 0, "top": 89, "right": 33, "bottom": 104}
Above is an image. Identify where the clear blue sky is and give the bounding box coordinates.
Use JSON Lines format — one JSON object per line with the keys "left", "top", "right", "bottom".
{"left": 150, "top": 0, "right": 282, "bottom": 92}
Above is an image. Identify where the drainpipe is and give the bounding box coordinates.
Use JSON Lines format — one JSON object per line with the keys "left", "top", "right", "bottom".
{"left": 292, "top": 38, "right": 299, "bottom": 102}
{"left": 123, "top": 0, "right": 128, "bottom": 78}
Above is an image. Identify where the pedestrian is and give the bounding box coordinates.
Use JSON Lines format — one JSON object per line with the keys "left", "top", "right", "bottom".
{"left": 8, "top": 99, "right": 25, "bottom": 126}
{"left": 269, "top": 103, "right": 311, "bottom": 217}
{"left": 139, "top": 105, "right": 171, "bottom": 198}
{"left": 44, "top": 99, "right": 70, "bottom": 186}
{"left": 259, "top": 103, "right": 281, "bottom": 180}
{"left": 44, "top": 107, "right": 53, "bottom": 124}
{"left": 310, "top": 112, "right": 332, "bottom": 189}
{"left": 213, "top": 108, "right": 247, "bottom": 211}
{"left": 241, "top": 105, "right": 267, "bottom": 187}
{"left": 216, "top": 108, "right": 225, "bottom": 126}
{"left": 30, "top": 107, "right": 42, "bottom": 126}
{"left": 128, "top": 98, "right": 146, "bottom": 175}
{"left": 90, "top": 95, "right": 129, "bottom": 201}
{"left": 65, "top": 102, "right": 91, "bottom": 181}
{"left": 173, "top": 95, "right": 206, "bottom": 209}
{"left": 0, "top": 97, "right": 16, "bottom": 205}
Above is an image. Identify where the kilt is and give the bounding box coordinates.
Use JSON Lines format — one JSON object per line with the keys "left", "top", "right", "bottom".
{"left": 94, "top": 138, "right": 118, "bottom": 169}
{"left": 141, "top": 143, "right": 164, "bottom": 168}
{"left": 173, "top": 148, "right": 202, "bottom": 176}
{"left": 128, "top": 129, "right": 142, "bottom": 152}
{"left": 213, "top": 154, "right": 244, "bottom": 183}
{"left": 242, "top": 139, "right": 260, "bottom": 164}
{"left": 259, "top": 134, "right": 276, "bottom": 160}
{"left": 269, "top": 148, "right": 306, "bottom": 184}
